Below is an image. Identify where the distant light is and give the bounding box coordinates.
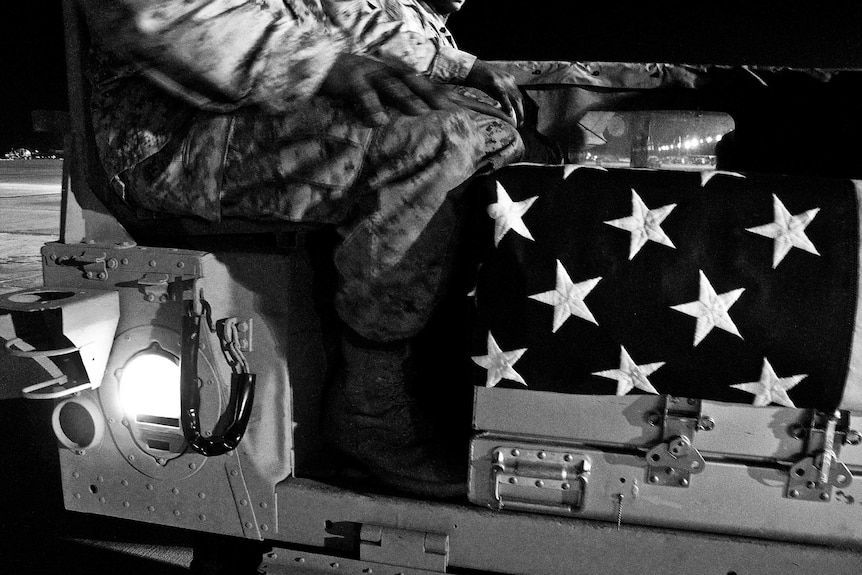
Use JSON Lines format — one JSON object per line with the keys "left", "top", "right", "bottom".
{"left": 706, "top": 136, "right": 714, "bottom": 144}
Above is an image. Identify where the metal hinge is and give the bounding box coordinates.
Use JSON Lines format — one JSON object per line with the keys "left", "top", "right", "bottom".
{"left": 53, "top": 249, "right": 116, "bottom": 281}
{"left": 786, "top": 410, "right": 856, "bottom": 502}
{"left": 491, "top": 446, "right": 591, "bottom": 515}
{"left": 645, "top": 396, "right": 713, "bottom": 488}
{"left": 360, "top": 525, "right": 448, "bottom": 573}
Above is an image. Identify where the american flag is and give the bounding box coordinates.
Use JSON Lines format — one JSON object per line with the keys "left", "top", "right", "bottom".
{"left": 470, "top": 165, "right": 858, "bottom": 411}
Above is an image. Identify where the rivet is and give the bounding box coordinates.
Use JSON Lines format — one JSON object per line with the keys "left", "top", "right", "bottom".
{"left": 121, "top": 480, "right": 129, "bottom": 486}
{"left": 295, "top": 557, "right": 305, "bottom": 563}
{"left": 789, "top": 489, "right": 800, "bottom": 498}
{"left": 245, "top": 522, "right": 253, "bottom": 529}
{"left": 72, "top": 472, "right": 80, "bottom": 478}
{"left": 107, "top": 258, "right": 118, "bottom": 269}
{"left": 148, "top": 505, "right": 155, "bottom": 512}
{"left": 508, "top": 477, "right": 517, "bottom": 484}
{"left": 230, "top": 469, "right": 239, "bottom": 477}
{"left": 97, "top": 272, "right": 107, "bottom": 280}
{"left": 362, "top": 569, "right": 373, "bottom": 574}
{"left": 260, "top": 502, "right": 268, "bottom": 509}
{"left": 561, "top": 482, "right": 571, "bottom": 490}
{"left": 146, "top": 484, "right": 154, "bottom": 490}
{"left": 189, "top": 463, "right": 197, "bottom": 470}
{"left": 820, "top": 492, "right": 831, "bottom": 501}
{"left": 74, "top": 493, "right": 81, "bottom": 499}
{"left": 149, "top": 260, "right": 157, "bottom": 267}
{"left": 50, "top": 254, "right": 57, "bottom": 260}
{"left": 837, "top": 474, "right": 848, "bottom": 485}
{"left": 511, "top": 449, "right": 520, "bottom": 457}
{"left": 121, "top": 419, "right": 129, "bottom": 427}
{"left": 691, "top": 461, "right": 701, "bottom": 469}
{"left": 199, "top": 514, "right": 207, "bottom": 521}
{"left": 172, "top": 488, "right": 180, "bottom": 495}
{"left": 198, "top": 492, "right": 206, "bottom": 499}
{"left": 535, "top": 480, "right": 544, "bottom": 488}
{"left": 261, "top": 524, "right": 269, "bottom": 531}
{"left": 177, "top": 261, "right": 185, "bottom": 269}
{"left": 649, "top": 475, "right": 660, "bottom": 484}
{"left": 99, "top": 497, "right": 106, "bottom": 503}
{"left": 173, "top": 510, "right": 181, "bottom": 516}
{"left": 537, "top": 451, "right": 546, "bottom": 459}
{"left": 564, "top": 454, "right": 573, "bottom": 462}
{"left": 240, "top": 499, "right": 248, "bottom": 506}
{"left": 145, "top": 293, "right": 156, "bottom": 302}
{"left": 97, "top": 476, "right": 105, "bottom": 482}
{"left": 85, "top": 271, "right": 94, "bottom": 279}
{"left": 330, "top": 562, "right": 340, "bottom": 569}
{"left": 679, "top": 478, "right": 689, "bottom": 487}
{"left": 108, "top": 417, "right": 115, "bottom": 423}
{"left": 121, "top": 258, "right": 129, "bottom": 265}
{"left": 159, "top": 294, "right": 168, "bottom": 303}
{"left": 157, "top": 458, "right": 167, "bottom": 466}
{"left": 806, "top": 481, "right": 817, "bottom": 489}
{"left": 123, "top": 501, "right": 130, "bottom": 508}
{"left": 665, "top": 467, "right": 675, "bottom": 475}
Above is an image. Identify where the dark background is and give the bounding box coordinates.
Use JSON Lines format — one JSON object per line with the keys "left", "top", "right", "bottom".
{"left": 3, "top": 2, "right": 862, "bottom": 151}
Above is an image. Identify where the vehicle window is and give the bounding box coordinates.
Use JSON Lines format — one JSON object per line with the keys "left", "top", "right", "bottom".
{"left": 575, "top": 111, "right": 735, "bottom": 171}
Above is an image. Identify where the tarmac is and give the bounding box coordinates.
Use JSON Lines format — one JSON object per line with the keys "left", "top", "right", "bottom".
{"left": 0, "top": 232, "right": 56, "bottom": 295}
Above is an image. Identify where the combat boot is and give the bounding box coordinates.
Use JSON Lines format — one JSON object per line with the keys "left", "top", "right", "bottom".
{"left": 322, "top": 334, "right": 467, "bottom": 498}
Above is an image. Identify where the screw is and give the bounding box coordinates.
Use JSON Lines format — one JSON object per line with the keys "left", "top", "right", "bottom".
{"left": 698, "top": 417, "right": 715, "bottom": 431}
{"left": 846, "top": 430, "right": 862, "bottom": 446}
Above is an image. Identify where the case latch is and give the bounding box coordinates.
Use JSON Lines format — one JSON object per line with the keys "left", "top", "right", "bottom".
{"left": 645, "top": 396, "right": 710, "bottom": 487}
{"left": 360, "top": 525, "right": 448, "bottom": 572}
{"left": 786, "top": 410, "right": 855, "bottom": 502}
{"left": 491, "top": 446, "right": 591, "bottom": 514}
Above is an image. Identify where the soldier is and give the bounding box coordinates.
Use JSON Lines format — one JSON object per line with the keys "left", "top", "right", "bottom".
{"left": 78, "top": 0, "right": 524, "bottom": 498}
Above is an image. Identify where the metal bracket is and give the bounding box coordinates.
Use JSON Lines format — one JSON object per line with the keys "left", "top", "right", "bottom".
{"left": 645, "top": 396, "right": 710, "bottom": 487}
{"left": 137, "top": 273, "right": 172, "bottom": 303}
{"left": 786, "top": 410, "right": 854, "bottom": 502}
{"left": 491, "top": 446, "right": 591, "bottom": 514}
{"left": 54, "top": 249, "right": 113, "bottom": 281}
{"left": 360, "top": 525, "right": 448, "bottom": 573}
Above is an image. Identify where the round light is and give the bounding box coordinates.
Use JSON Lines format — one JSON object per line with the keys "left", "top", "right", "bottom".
{"left": 119, "top": 350, "right": 181, "bottom": 420}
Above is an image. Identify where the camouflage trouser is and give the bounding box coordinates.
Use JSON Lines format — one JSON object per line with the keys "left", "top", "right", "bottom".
{"left": 128, "top": 93, "right": 523, "bottom": 341}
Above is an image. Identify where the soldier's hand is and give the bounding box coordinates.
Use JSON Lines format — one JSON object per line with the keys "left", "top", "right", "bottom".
{"left": 464, "top": 60, "right": 524, "bottom": 127}
{"left": 319, "top": 54, "right": 455, "bottom": 126}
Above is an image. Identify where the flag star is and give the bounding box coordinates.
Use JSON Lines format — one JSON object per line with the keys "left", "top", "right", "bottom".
{"left": 604, "top": 188, "right": 677, "bottom": 260}
{"left": 472, "top": 332, "right": 528, "bottom": 388}
{"left": 529, "top": 260, "right": 602, "bottom": 332}
{"left": 671, "top": 270, "right": 745, "bottom": 346}
{"left": 563, "top": 164, "right": 607, "bottom": 179}
{"left": 592, "top": 346, "right": 664, "bottom": 396}
{"left": 487, "top": 181, "right": 538, "bottom": 246}
{"left": 700, "top": 170, "right": 745, "bottom": 187}
{"left": 731, "top": 358, "right": 806, "bottom": 407}
{"left": 746, "top": 194, "right": 820, "bottom": 268}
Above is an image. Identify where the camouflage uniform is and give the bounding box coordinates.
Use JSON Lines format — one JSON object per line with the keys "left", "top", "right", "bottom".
{"left": 80, "top": 0, "right": 523, "bottom": 341}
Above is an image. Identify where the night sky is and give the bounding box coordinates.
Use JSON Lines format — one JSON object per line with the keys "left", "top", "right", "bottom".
{"left": 3, "top": 2, "right": 862, "bottom": 152}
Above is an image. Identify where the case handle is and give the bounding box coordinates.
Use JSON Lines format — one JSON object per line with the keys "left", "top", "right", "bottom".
{"left": 180, "top": 300, "right": 255, "bottom": 457}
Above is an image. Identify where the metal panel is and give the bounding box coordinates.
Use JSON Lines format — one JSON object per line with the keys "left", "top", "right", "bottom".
{"left": 274, "top": 478, "right": 862, "bottom": 575}
{"left": 469, "top": 434, "right": 862, "bottom": 548}
{"left": 473, "top": 387, "right": 862, "bottom": 467}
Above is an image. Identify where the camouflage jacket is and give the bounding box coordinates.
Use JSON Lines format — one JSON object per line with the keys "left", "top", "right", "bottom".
{"left": 324, "top": 0, "right": 476, "bottom": 82}
{"left": 79, "top": 0, "right": 471, "bottom": 199}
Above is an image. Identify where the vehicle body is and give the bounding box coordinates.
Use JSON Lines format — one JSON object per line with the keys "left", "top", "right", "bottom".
{"left": 2, "top": 2, "right": 862, "bottom": 574}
